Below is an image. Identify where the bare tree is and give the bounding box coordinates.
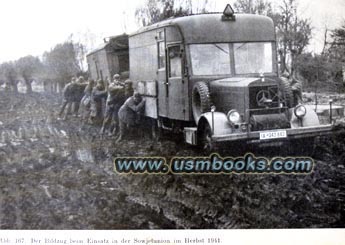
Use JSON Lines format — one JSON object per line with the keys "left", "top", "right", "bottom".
{"left": 42, "top": 42, "right": 82, "bottom": 93}
{"left": 135, "top": 0, "right": 200, "bottom": 27}
{"left": 275, "top": 0, "right": 312, "bottom": 76}
{"left": 234, "top": 0, "right": 274, "bottom": 16}
{"left": 0, "top": 62, "right": 18, "bottom": 93}
{"left": 328, "top": 21, "right": 345, "bottom": 83}
{"left": 15, "top": 55, "right": 42, "bottom": 93}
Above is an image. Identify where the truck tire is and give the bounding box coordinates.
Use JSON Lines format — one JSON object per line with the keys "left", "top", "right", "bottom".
{"left": 192, "top": 82, "right": 211, "bottom": 124}
{"left": 198, "top": 121, "right": 214, "bottom": 153}
{"left": 279, "top": 77, "right": 294, "bottom": 108}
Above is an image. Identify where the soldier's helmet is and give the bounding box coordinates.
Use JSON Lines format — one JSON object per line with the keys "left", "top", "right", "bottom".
{"left": 113, "top": 74, "right": 120, "bottom": 80}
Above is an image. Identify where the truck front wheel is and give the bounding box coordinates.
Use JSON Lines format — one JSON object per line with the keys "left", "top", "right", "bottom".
{"left": 192, "top": 82, "right": 211, "bottom": 124}
{"left": 198, "top": 121, "right": 214, "bottom": 153}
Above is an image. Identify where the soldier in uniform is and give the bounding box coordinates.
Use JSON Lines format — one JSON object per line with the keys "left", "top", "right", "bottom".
{"left": 290, "top": 76, "right": 303, "bottom": 106}
{"left": 80, "top": 78, "right": 95, "bottom": 123}
{"left": 124, "top": 79, "right": 134, "bottom": 99}
{"left": 282, "top": 71, "right": 303, "bottom": 106}
{"left": 58, "top": 76, "right": 76, "bottom": 120}
{"left": 72, "top": 76, "right": 88, "bottom": 117}
{"left": 100, "top": 74, "right": 126, "bottom": 136}
{"left": 116, "top": 92, "right": 145, "bottom": 143}
{"left": 90, "top": 79, "right": 107, "bottom": 125}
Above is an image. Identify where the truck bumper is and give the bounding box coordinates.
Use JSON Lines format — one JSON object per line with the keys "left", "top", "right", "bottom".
{"left": 211, "top": 124, "right": 336, "bottom": 144}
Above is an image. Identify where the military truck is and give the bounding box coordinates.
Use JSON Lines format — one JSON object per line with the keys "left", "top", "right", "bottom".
{"left": 90, "top": 5, "right": 344, "bottom": 152}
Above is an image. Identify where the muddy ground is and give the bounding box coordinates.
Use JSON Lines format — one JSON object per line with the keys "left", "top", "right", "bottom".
{"left": 0, "top": 90, "right": 344, "bottom": 229}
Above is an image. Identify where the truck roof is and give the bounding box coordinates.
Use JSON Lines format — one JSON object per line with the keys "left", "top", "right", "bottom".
{"left": 87, "top": 34, "right": 128, "bottom": 57}
{"left": 130, "top": 13, "right": 275, "bottom": 43}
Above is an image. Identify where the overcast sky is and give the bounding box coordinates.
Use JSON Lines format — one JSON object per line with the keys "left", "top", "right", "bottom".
{"left": 0, "top": 0, "right": 344, "bottom": 63}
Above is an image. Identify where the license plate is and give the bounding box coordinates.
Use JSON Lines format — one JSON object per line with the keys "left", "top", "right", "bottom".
{"left": 260, "top": 130, "right": 287, "bottom": 140}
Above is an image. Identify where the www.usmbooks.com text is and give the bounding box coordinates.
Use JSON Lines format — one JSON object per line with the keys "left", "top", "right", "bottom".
{"left": 114, "top": 153, "right": 314, "bottom": 174}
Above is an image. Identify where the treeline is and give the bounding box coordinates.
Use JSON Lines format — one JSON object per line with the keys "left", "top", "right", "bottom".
{"left": 0, "top": 41, "right": 86, "bottom": 93}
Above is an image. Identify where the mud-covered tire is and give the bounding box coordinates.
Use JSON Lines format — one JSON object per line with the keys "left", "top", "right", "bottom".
{"left": 192, "top": 82, "right": 211, "bottom": 124}
{"left": 279, "top": 77, "right": 294, "bottom": 108}
{"left": 198, "top": 121, "right": 214, "bottom": 154}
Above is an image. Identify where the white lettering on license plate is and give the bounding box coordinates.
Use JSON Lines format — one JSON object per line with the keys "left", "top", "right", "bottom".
{"left": 260, "top": 130, "right": 287, "bottom": 140}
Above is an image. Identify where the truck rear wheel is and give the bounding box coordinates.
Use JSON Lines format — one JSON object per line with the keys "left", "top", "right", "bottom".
{"left": 192, "top": 82, "right": 211, "bottom": 124}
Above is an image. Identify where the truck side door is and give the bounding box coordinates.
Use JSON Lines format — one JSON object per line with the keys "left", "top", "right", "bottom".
{"left": 157, "top": 29, "right": 168, "bottom": 117}
{"left": 167, "top": 44, "right": 187, "bottom": 120}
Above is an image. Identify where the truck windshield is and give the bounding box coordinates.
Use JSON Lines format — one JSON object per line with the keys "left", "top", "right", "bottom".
{"left": 234, "top": 42, "right": 273, "bottom": 74}
{"left": 190, "top": 44, "right": 231, "bottom": 76}
{"left": 189, "top": 42, "right": 273, "bottom": 76}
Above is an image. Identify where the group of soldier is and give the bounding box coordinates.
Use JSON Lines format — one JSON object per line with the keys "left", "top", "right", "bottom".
{"left": 58, "top": 74, "right": 145, "bottom": 142}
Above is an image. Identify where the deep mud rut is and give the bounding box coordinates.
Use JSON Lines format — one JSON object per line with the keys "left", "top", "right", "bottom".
{"left": 0, "top": 91, "right": 344, "bottom": 229}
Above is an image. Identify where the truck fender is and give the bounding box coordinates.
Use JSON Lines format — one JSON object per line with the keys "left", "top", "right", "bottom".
{"left": 290, "top": 105, "right": 320, "bottom": 128}
{"left": 198, "top": 112, "right": 233, "bottom": 136}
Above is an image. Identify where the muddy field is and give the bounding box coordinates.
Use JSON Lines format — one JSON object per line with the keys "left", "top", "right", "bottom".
{"left": 0, "top": 90, "right": 344, "bottom": 229}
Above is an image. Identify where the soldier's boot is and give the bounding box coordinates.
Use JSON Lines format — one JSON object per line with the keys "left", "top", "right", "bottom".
{"left": 58, "top": 101, "right": 68, "bottom": 118}
{"left": 63, "top": 103, "right": 72, "bottom": 120}
{"left": 74, "top": 102, "right": 80, "bottom": 117}
{"left": 115, "top": 122, "right": 125, "bottom": 143}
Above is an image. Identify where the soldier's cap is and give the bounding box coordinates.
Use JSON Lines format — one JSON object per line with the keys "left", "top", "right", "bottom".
{"left": 124, "top": 79, "right": 132, "bottom": 84}
{"left": 113, "top": 74, "right": 120, "bottom": 79}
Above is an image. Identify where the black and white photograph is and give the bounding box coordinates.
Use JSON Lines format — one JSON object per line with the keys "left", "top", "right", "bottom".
{"left": 0, "top": 0, "right": 345, "bottom": 242}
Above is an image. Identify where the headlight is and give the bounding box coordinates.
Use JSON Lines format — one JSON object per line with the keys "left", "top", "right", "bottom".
{"left": 227, "top": 110, "right": 241, "bottom": 124}
{"left": 294, "top": 104, "right": 307, "bottom": 118}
